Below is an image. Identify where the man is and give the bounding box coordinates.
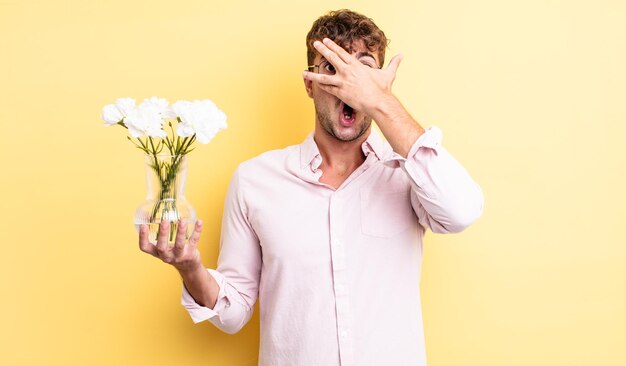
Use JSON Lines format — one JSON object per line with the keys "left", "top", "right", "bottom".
{"left": 139, "top": 9, "right": 484, "bottom": 366}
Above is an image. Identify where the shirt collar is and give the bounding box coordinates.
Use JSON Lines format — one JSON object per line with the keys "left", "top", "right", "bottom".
{"left": 299, "top": 130, "right": 391, "bottom": 170}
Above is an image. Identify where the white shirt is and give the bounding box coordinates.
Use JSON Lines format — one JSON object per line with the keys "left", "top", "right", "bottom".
{"left": 181, "top": 126, "right": 484, "bottom": 365}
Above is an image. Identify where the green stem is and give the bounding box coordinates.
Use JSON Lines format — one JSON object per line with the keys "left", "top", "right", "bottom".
{"left": 180, "top": 134, "right": 195, "bottom": 155}
{"left": 140, "top": 129, "right": 186, "bottom": 241}
{"left": 147, "top": 153, "right": 184, "bottom": 239}
{"left": 179, "top": 137, "right": 188, "bottom": 155}
{"left": 169, "top": 121, "right": 177, "bottom": 155}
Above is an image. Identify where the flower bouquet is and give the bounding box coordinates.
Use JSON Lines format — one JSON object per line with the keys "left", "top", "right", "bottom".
{"left": 101, "top": 97, "right": 227, "bottom": 245}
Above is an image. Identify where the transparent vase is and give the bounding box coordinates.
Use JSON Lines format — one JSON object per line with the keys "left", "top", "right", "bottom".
{"left": 133, "top": 153, "right": 197, "bottom": 245}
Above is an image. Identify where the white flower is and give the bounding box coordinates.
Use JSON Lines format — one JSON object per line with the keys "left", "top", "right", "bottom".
{"left": 124, "top": 103, "right": 167, "bottom": 138}
{"left": 171, "top": 99, "right": 227, "bottom": 144}
{"left": 101, "top": 105, "right": 122, "bottom": 126}
{"left": 141, "top": 96, "right": 177, "bottom": 119}
{"left": 101, "top": 97, "right": 136, "bottom": 126}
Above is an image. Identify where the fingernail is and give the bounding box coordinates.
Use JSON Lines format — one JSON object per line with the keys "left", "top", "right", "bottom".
{"left": 197, "top": 220, "right": 203, "bottom": 226}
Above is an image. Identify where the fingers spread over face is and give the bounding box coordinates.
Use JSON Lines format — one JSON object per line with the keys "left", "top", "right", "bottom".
{"left": 321, "top": 38, "right": 353, "bottom": 64}
{"left": 303, "top": 71, "right": 340, "bottom": 86}
{"left": 313, "top": 40, "right": 344, "bottom": 70}
{"left": 316, "top": 83, "right": 340, "bottom": 98}
{"left": 386, "top": 53, "right": 404, "bottom": 77}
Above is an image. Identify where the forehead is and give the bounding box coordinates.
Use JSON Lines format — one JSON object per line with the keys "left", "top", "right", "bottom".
{"left": 315, "top": 39, "right": 379, "bottom": 63}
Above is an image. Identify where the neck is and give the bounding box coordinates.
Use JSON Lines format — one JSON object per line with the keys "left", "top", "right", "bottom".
{"left": 313, "top": 126, "right": 370, "bottom": 173}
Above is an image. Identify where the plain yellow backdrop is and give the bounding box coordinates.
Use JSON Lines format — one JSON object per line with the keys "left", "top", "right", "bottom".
{"left": 1, "top": 0, "right": 624, "bottom": 365}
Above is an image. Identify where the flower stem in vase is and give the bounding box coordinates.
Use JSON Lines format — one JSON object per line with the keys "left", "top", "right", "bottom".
{"left": 145, "top": 154, "right": 188, "bottom": 244}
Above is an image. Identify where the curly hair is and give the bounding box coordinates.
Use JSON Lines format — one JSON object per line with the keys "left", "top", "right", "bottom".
{"left": 306, "top": 9, "right": 389, "bottom": 67}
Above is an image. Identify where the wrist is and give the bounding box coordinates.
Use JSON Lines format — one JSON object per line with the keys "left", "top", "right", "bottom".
{"left": 370, "top": 93, "right": 400, "bottom": 123}
{"left": 177, "top": 260, "right": 205, "bottom": 278}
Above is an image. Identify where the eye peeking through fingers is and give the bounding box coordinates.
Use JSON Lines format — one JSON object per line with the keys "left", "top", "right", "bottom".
{"left": 319, "top": 60, "right": 336, "bottom": 75}
{"left": 323, "top": 62, "right": 336, "bottom": 74}
{"left": 318, "top": 58, "right": 378, "bottom": 75}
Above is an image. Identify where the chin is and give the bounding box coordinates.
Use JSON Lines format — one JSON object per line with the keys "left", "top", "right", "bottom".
{"left": 330, "top": 121, "right": 370, "bottom": 142}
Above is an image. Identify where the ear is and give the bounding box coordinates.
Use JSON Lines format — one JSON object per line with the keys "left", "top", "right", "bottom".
{"left": 303, "top": 74, "right": 313, "bottom": 98}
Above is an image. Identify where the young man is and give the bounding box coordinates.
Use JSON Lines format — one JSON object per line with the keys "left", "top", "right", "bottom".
{"left": 139, "top": 9, "right": 484, "bottom": 366}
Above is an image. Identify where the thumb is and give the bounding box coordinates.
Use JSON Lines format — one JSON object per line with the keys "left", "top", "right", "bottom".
{"left": 386, "top": 53, "right": 404, "bottom": 77}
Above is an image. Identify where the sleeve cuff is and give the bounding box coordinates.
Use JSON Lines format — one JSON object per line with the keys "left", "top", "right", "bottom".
{"left": 385, "top": 125, "right": 442, "bottom": 164}
{"left": 384, "top": 126, "right": 443, "bottom": 197}
{"left": 181, "top": 268, "right": 232, "bottom": 324}
{"left": 405, "top": 125, "right": 442, "bottom": 159}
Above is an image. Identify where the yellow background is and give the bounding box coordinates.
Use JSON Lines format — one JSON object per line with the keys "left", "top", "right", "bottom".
{"left": 1, "top": 0, "right": 624, "bottom": 365}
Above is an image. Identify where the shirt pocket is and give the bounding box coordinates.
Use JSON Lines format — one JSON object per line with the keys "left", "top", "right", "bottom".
{"left": 360, "top": 187, "right": 414, "bottom": 238}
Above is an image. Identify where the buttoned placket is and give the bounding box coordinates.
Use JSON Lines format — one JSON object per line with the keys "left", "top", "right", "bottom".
{"left": 329, "top": 191, "right": 355, "bottom": 366}
{"left": 328, "top": 153, "right": 378, "bottom": 366}
{"left": 303, "top": 144, "right": 380, "bottom": 366}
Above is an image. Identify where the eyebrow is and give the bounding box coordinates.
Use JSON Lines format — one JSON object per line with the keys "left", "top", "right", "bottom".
{"left": 320, "top": 52, "right": 378, "bottom": 64}
{"left": 355, "top": 52, "right": 377, "bottom": 62}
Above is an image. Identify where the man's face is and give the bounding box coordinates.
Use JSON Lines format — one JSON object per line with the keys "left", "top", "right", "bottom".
{"left": 305, "top": 39, "right": 381, "bottom": 142}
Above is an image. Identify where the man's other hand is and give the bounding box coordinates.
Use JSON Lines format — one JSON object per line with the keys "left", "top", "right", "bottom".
{"left": 138, "top": 219, "right": 203, "bottom": 273}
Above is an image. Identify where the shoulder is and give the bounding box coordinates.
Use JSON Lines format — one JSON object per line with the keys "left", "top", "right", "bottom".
{"left": 235, "top": 142, "right": 301, "bottom": 182}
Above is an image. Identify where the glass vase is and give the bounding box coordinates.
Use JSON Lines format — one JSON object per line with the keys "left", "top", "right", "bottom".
{"left": 133, "top": 153, "right": 197, "bottom": 245}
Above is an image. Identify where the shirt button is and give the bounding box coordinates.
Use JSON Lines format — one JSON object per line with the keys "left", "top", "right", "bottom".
{"left": 339, "top": 330, "right": 349, "bottom": 339}
{"left": 334, "top": 239, "right": 342, "bottom": 247}
{"left": 335, "top": 285, "right": 345, "bottom": 294}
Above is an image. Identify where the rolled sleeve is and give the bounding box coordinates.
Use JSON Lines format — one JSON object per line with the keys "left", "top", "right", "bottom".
{"left": 181, "top": 268, "right": 231, "bottom": 324}
{"left": 396, "top": 126, "right": 484, "bottom": 233}
{"left": 180, "top": 267, "right": 254, "bottom": 334}
{"left": 180, "top": 166, "right": 261, "bottom": 335}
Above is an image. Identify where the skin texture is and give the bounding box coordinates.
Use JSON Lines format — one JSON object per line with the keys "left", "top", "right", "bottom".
{"left": 309, "top": 39, "right": 376, "bottom": 143}
{"left": 303, "top": 37, "right": 426, "bottom": 189}
{"left": 139, "top": 36, "right": 427, "bottom": 310}
{"left": 139, "top": 219, "right": 218, "bottom": 308}
{"left": 315, "top": 92, "right": 372, "bottom": 143}
{"left": 303, "top": 38, "right": 425, "bottom": 160}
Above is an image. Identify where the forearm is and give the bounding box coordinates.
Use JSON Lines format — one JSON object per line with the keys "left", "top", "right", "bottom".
{"left": 371, "top": 95, "right": 425, "bottom": 158}
{"left": 178, "top": 263, "right": 220, "bottom": 309}
{"left": 398, "top": 124, "right": 484, "bottom": 233}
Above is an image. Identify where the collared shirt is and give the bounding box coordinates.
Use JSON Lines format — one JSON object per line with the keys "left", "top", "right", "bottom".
{"left": 181, "top": 126, "right": 484, "bottom": 366}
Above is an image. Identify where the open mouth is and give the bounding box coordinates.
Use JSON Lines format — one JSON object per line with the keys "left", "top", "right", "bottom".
{"left": 340, "top": 102, "right": 356, "bottom": 126}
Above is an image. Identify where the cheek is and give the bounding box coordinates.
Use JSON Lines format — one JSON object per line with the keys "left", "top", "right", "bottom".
{"left": 312, "top": 85, "right": 325, "bottom": 97}
{"left": 316, "top": 92, "right": 338, "bottom": 108}
{"left": 312, "top": 82, "right": 333, "bottom": 96}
